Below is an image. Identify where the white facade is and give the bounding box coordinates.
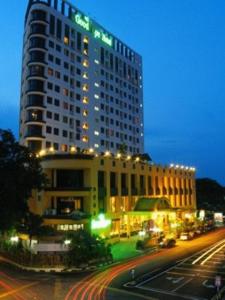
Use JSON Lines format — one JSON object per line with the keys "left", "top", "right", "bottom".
{"left": 20, "top": 0, "right": 144, "bottom": 155}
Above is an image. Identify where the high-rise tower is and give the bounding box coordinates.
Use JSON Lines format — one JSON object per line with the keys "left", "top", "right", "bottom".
{"left": 20, "top": 0, "right": 144, "bottom": 155}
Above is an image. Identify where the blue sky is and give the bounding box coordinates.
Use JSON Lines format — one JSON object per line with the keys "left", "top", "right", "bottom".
{"left": 0, "top": 0, "right": 225, "bottom": 185}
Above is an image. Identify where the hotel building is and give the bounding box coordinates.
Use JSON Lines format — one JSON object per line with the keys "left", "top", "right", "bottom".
{"left": 20, "top": 0, "right": 197, "bottom": 237}
{"left": 29, "top": 153, "right": 196, "bottom": 237}
{"left": 19, "top": 0, "right": 144, "bottom": 155}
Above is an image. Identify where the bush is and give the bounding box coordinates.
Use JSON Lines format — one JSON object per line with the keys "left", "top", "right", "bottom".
{"left": 64, "top": 230, "right": 112, "bottom": 267}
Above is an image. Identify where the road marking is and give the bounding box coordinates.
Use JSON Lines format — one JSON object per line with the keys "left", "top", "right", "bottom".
{"left": 136, "top": 285, "right": 207, "bottom": 300}
{"left": 176, "top": 266, "right": 225, "bottom": 276}
{"left": 201, "top": 243, "right": 225, "bottom": 265}
{"left": 166, "top": 276, "right": 184, "bottom": 284}
{"left": 172, "top": 278, "right": 193, "bottom": 292}
{"left": 168, "top": 271, "right": 196, "bottom": 277}
{"left": 192, "top": 240, "right": 225, "bottom": 265}
{"left": 202, "top": 280, "right": 214, "bottom": 289}
{"left": 0, "top": 281, "right": 39, "bottom": 299}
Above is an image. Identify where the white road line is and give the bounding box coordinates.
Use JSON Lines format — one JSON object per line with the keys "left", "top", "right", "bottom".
{"left": 136, "top": 285, "right": 207, "bottom": 300}
{"left": 168, "top": 271, "right": 220, "bottom": 280}
{"left": 192, "top": 239, "right": 225, "bottom": 265}
{"left": 176, "top": 266, "right": 225, "bottom": 276}
{"left": 201, "top": 243, "right": 225, "bottom": 265}
{"left": 172, "top": 277, "right": 193, "bottom": 292}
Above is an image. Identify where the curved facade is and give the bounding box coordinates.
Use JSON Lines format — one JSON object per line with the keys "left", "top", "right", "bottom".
{"left": 20, "top": 0, "right": 144, "bottom": 155}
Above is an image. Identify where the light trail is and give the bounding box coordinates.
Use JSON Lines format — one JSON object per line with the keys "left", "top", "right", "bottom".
{"left": 68, "top": 250, "right": 163, "bottom": 300}
{"left": 192, "top": 239, "right": 225, "bottom": 265}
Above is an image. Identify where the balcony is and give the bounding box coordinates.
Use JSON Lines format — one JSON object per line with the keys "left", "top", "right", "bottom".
{"left": 25, "top": 96, "right": 45, "bottom": 109}
{"left": 29, "top": 37, "right": 46, "bottom": 51}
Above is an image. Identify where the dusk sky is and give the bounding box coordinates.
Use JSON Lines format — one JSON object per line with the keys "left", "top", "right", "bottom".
{"left": 0, "top": 0, "right": 225, "bottom": 185}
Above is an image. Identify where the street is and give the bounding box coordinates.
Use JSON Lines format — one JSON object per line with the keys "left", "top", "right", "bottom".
{"left": 0, "top": 228, "right": 225, "bottom": 300}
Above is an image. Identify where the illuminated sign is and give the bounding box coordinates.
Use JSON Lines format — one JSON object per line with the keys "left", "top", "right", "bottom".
{"left": 94, "top": 29, "right": 113, "bottom": 47}
{"left": 74, "top": 13, "right": 90, "bottom": 31}
{"left": 91, "top": 214, "right": 111, "bottom": 230}
{"left": 73, "top": 12, "right": 113, "bottom": 47}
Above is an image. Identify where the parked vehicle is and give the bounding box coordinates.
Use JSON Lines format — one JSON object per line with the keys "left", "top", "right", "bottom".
{"left": 160, "top": 238, "right": 176, "bottom": 248}
{"left": 180, "top": 232, "right": 192, "bottom": 240}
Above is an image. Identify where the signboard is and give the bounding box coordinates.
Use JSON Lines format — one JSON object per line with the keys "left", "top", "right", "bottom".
{"left": 72, "top": 12, "right": 113, "bottom": 47}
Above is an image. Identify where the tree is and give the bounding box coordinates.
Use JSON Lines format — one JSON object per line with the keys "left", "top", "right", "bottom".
{"left": 19, "top": 212, "right": 55, "bottom": 246}
{"left": 196, "top": 178, "right": 225, "bottom": 212}
{"left": 0, "top": 130, "right": 46, "bottom": 233}
{"left": 65, "top": 230, "right": 112, "bottom": 266}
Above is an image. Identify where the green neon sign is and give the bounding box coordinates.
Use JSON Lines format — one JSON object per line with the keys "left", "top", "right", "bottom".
{"left": 74, "top": 13, "right": 90, "bottom": 31}
{"left": 91, "top": 214, "right": 111, "bottom": 230}
{"left": 73, "top": 12, "right": 113, "bottom": 47}
{"left": 94, "top": 29, "right": 113, "bottom": 47}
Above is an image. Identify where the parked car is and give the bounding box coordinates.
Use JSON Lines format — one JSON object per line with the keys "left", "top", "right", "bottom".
{"left": 160, "top": 238, "right": 176, "bottom": 248}
{"left": 180, "top": 232, "right": 192, "bottom": 240}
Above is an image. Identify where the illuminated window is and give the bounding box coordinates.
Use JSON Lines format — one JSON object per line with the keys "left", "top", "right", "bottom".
{"left": 63, "top": 88, "right": 69, "bottom": 96}
{"left": 94, "top": 144, "right": 99, "bottom": 148}
{"left": 94, "top": 94, "right": 99, "bottom": 99}
{"left": 94, "top": 82, "right": 99, "bottom": 87}
{"left": 83, "top": 72, "right": 88, "bottom": 79}
{"left": 82, "top": 96, "right": 89, "bottom": 104}
{"left": 83, "top": 49, "right": 88, "bottom": 56}
{"left": 83, "top": 110, "right": 88, "bottom": 117}
{"left": 82, "top": 135, "right": 89, "bottom": 143}
{"left": 94, "top": 131, "right": 99, "bottom": 136}
{"left": 48, "top": 68, "right": 53, "bottom": 76}
{"left": 94, "top": 59, "right": 99, "bottom": 64}
{"left": 94, "top": 106, "right": 99, "bottom": 111}
{"left": 83, "top": 59, "right": 89, "bottom": 67}
{"left": 82, "top": 122, "right": 89, "bottom": 130}
{"left": 83, "top": 36, "right": 89, "bottom": 43}
{"left": 64, "top": 36, "right": 69, "bottom": 45}
{"left": 82, "top": 84, "right": 89, "bottom": 92}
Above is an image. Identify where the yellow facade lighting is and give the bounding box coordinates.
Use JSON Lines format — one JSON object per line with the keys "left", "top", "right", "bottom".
{"left": 116, "top": 153, "right": 121, "bottom": 159}
{"left": 70, "top": 146, "right": 76, "bottom": 153}
{"left": 39, "top": 150, "right": 46, "bottom": 157}
{"left": 105, "top": 151, "right": 110, "bottom": 157}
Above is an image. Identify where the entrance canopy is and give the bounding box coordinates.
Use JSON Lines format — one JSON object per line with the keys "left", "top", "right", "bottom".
{"left": 134, "top": 197, "right": 172, "bottom": 212}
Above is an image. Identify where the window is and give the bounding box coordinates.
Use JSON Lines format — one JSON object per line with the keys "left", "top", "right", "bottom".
{"left": 48, "top": 68, "right": 53, "bottom": 76}
{"left": 55, "top": 57, "right": 61, "bottom": 65}
{"left": 46, "top": 111, "right": 52, "bottom": 119}
{"left": 50, "top": 15, "right": 55, "bottom": 35}
{"left": 46, "top": 126, "right": 52, "bottom": 134}
{"left": 49, "top": 40, "right": 54, "bottom": 48}
{"left": 48, "top": 54, "right": 54, "bottom": 62}
{"left": 63, "top": 130, "right": 68, "bottom": 137}
{"left": 76, "top": 93, "right": 81, "bottom": 101}
{"left": 56, "top": 44, "right": 61, "bottom": 52}
{"left": 54, "top": 128, "right": 59, "bottom": 135}
{"left": 54, "top": 99, "right": 60, "bottom": 106}
{"left": 63, "top": 88, "right": 69, "bottom": 96}
{"left": 47, "top": 82, "right": 53, "bottom": 90}
{"left": 56, "top": 19, "right": 62, "bottom": 40}
{"left": 55, "top": 85, "right": 60, "bottom": 93}
{"left": 47, "top": 96, "right": 52, "bottom": 104}
{"left": 54, "top": 113, "right": 59, "bottom": 121}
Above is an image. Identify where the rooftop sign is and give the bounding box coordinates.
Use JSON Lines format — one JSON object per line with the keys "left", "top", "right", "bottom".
{"left": 73, "top": 12, "right": 113, "bottom": 47}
